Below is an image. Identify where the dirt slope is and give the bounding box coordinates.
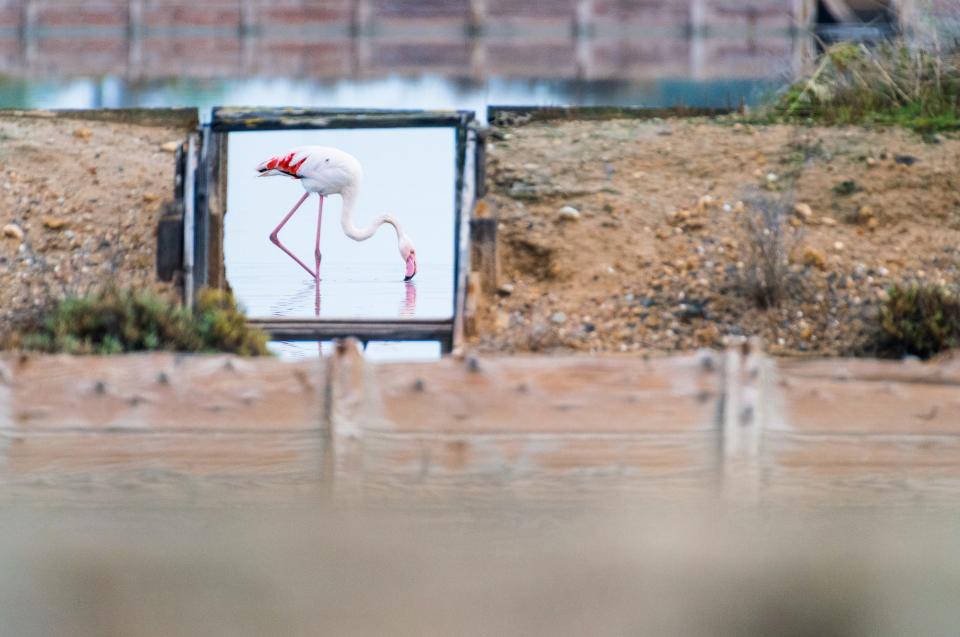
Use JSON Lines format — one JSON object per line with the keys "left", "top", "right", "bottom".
{"left": 471, "top": 118, "right": 960, "bottom": 355}
{"left": 0, "top": 113, "right": 187, "bottom": 340}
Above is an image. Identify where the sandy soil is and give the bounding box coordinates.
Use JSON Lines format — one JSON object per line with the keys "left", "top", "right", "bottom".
{"left": 0, "top": 113, "right": 186, "bottom": 340}
{"left": 471, "top": 118, "right": 960, "bottom": 355}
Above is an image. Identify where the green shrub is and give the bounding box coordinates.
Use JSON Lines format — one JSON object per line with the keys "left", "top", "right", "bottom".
{"left": 876, "top": 284, "right": 960, "bottom": 358}
{"left": 770, "top": 41, "right": 960, "bottom": 133}
{"left": 19, "top": 286, "right": 270, "bottom": 356}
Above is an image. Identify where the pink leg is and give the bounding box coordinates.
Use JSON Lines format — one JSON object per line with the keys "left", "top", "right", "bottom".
{"left": 269, "top": 192, "right": 316, "bottom": 280}
{"left": 314, "top": 195, "right": 324, "bottom": 279}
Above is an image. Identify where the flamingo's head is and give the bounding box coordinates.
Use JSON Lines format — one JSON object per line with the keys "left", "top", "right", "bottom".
{"left": 400, "top": 237, "right": 417, "bottom": 281}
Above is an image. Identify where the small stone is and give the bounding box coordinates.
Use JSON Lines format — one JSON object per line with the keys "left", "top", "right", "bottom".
{"left": 3, "top": 223, "right": 24, "bottom": 240}
{"left": 160, "top": 141, "right": 180, "bottom": 153}
{"left": 877, "top": 289, "right": 889, "bottom": 302}
{"left": 877, "top": 266, "right": 889, "bottom": 277}
{"left": 799, "top": 246, "right": 827, "bottom": 270}
{"left": 866, "top": 157, "right": 877, "bottom": 167}
{"left": 73, "top": 127, "right": 92, "bottom": 140}
{"left": 766, "top": 172, "right": 778, "bottom": 183}
{"left": 551, "top": 312, "right": 567, "bottom": 324}
{"left": 732, "top": 123, "right": 745, "bottom": 132}
{"left": 794, "top": 203, "right": 813, "bottom": 220}
{"left": 558, "top": 205, "right": 581, "bottom": 221}
{"left": 833, "top": 241, "right": 845, "bottom": 251}
{"left": 820, "top": 216, "right": 837, "bottom": 226}
{"left": 894, "top": 154, "right": 917, "bottom": 166}
{"left": 42, "top": 216, "right": 67, "bottom": 230}
{"left": 866, "top": 217, "right": 879, "bottom": 230}
{"left": 143, "top": 192, "right": 160, "bottom": 203}
{"left": 497, "top": 283, "right": 515, "bottom": 297}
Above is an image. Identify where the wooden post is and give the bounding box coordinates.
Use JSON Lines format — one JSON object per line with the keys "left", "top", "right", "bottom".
{"left": 240, "top": 0, "right": 257, "bottom": 35}
{"left": 156, "top": 204, "right": 183, "bottom": 284}
{"left": 792, "top": 0, "right": 816, "bottom": 79}
{"left": 183, "top": 134, "right": 198, "bottom": 307}
{"left": 721, "top": 339, "right": 767, "bottom": 504}
{"left": 469, "top": 199, "right": 498, "bottom": 297}
{"left": 350, "top": 0, "right": 373, "bottom": 79}
{"left": 128, "top": 0, "right": 144, "bottom": 77}
{"left": 205, "top": 131, "right": 229, "bottom": 291}
{"left": 21, "top": 0, "right": 38, "bottom": 70}
{"left": 240, "top": 0, "right": 258, "bottom": 71}
{"left": 467, "top": 0, "right": 486, "bottom": 36}
{"left": 689, "top": 0, "right": 707, "bottom": 81}
{"left": 351, "top": 0, "right": 372, "bottom": 36}
{"left": 324, "top": 338, "right": 370, "bottom": 495}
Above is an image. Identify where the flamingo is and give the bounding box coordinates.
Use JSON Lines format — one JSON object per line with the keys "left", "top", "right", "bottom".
{"left": 256, "top": 146, "right": 417, "bottom": 281}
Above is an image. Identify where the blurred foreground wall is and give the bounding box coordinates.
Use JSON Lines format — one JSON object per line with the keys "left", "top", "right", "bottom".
{"left": 1, "top": 344, "right": 958, "bottom": 506}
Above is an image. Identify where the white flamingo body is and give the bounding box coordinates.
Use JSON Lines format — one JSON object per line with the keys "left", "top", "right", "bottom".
{"left": 256, "top": 146, "right": 417, "bottom": 281}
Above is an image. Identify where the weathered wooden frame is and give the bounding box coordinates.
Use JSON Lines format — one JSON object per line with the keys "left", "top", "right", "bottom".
{"left": 196, "top": 107, "right": 476, "bottom": 352}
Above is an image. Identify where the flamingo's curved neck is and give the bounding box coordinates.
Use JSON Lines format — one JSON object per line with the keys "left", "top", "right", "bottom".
{"left": 338, "top": 184, "right": 404, "bottom": 244}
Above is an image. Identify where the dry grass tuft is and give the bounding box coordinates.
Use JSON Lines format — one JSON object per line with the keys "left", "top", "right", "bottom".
{"left": 738, "top": 193, "right": 799, "bottom": 309}
{"left": 774, "top": 40, "right": 960, "bottom": 134}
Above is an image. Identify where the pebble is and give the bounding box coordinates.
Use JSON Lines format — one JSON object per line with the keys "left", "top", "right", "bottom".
{"left": 794, "top": 203, "right": 813, "bottom": 220}
{"left": 72, "top": 127, "right": 92, "bottom": 140}
{"left": 497, "top": 283, "right": 515, "bottom": 296}
{"left": 143, "top": 192, "right": 160, "bottom": 203}
{"left": 766, "top": 172, "right": 779, "bottom": 183}
{"left": 550, "top": 312, "right": 567, "bottom": 324}
{"left": 160, "top": 141, "right": 180, "bottom": 153}
{"left": 833, "top": 241, "right": 845, "bottom": 251}
{"left": 558, "top": 205, "right": 581, "bottom": 221}
{"left": 800, "top": 246, "right": 827, "bottom": 270}
{"left": 821, "top": 216, "right": 837, "bottom": 226}
{"left": 2, "top": 223, "right": 23, "bottom": 240}
{"left": 42, "top": 217, "right": 68, "bottom": 230}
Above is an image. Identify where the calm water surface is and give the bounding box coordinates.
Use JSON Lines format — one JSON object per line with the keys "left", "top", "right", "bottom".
{"left": 226, "top": 128, "right": 456, "bottom": 322}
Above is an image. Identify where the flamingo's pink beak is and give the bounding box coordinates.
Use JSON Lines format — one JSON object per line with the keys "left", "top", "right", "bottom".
{"left": 404, "top": 252, "right": 417, "bottom": 281}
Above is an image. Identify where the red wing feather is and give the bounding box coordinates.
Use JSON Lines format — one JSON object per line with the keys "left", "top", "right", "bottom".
{"left": 266, "top": 152, "right": 308, "bottom": 177}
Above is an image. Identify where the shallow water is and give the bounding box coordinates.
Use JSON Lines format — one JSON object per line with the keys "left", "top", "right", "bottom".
{"left": 0, "top": 75, "right": 779, "bottom": 118}
{"left": 267, "top": 339, "right": 442, "bottom": 362}
{"left": 230, "top": 262, "right": 453, "bottom": 320}
{"left": 226, "top": 128, "right": 457, "bottom": 323}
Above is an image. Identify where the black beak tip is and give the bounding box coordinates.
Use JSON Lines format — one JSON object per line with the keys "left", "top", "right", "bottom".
{"left": 404, "top": 274, "right": 415, "bottom": 282}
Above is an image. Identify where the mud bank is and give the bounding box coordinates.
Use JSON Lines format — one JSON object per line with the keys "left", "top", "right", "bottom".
{"left": 471, "top": 116, "right": 960, "bottom": 356}
{"left": 0, "top": 110, "right": 194, "bottom": 342}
